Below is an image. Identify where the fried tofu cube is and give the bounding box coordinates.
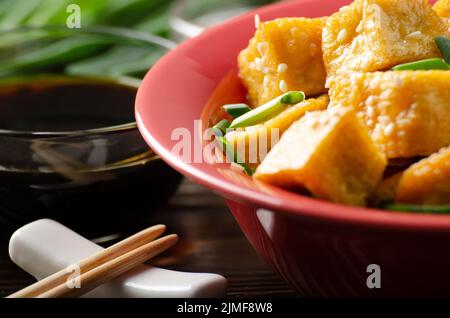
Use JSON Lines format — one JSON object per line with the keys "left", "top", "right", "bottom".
{"left": 255, "top": 108, "right": 387, "bottom": 206}
{"left": 396, "top": 146, "right": 450, "bottom": 204}
{"left": 238, "top": 18, "right": 327, "bottom": 107}
{"left": 328, "top": 71, "right": 450, "bottom": 159}
{"left": 225, "top": 95, "right": 329, "bottom": 166}
{"left": 322, "top": 0, "right": 448, "bottom": 79}
{"left": 434, "top": 0, "right": 450, "bottom": 20}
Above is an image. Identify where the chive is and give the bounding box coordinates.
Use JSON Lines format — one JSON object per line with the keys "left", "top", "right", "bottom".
{"left": 212, "top": 119, "right": 230, "bottom": 136}
{"left": 100, "top": 0, "right": 169, "bottom": 27}
{"left": 0, "top": 0, "right": 43, "bottom": 29}
{"left": 0, "top": 36, "right": 111, "bottom": 76}
{"left": 280, "top": 91, "right": 305, "bottom": 104}
{"left": 223, "top": 103, "right": 252, "bottom": 118}
{"left": 216, "top": 136, "right": 254, "bottom": 176}
{"left": 24, "top": 0, "right": 68, "bottom": 26}
{"left": 229, "top": 91, "right": 305, "bottom": 129}
{"left": 435, "top": 36, "right": 450, "bottom": 64}
{"left": 385, "top": 203, "right": 450, "bottom": 214}
{"left": 67, "top": 45, "right": 166, "bottom": 78}
{"left": 392, "top": 58, "right": 449, "bottom": 71}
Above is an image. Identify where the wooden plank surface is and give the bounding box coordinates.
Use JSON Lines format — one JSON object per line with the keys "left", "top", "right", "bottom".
{"left": 0, "top": 179, "right": 296, "bottom": 298}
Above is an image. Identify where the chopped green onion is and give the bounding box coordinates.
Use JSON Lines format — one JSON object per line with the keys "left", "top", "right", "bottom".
{"left": 385, "top": 203, "right": 450, "bottom": 214}
{"left": 280, "top": 91, "right": 305, "bottom": 104}
{"left": 392, "top": 58, "right": 449, "bottom": 71}
{"left": 216, "top": 136, "right": 254, "bottom": 176}
{"left": 223, "top": 103, "right": 252, "bottom": 118}
{"left": 229, "top": 91, "right": 305, "bottom": 129}
{"left": 212, "top": 119, "right": 230, "bottom": 136}
{"left": 435, "top": 36, "right": 450, "bottom": 64}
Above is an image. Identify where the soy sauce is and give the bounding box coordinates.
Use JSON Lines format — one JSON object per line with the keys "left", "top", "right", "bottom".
{"left": 0, "top": 77, "right": 181, "bottom": 239}
{"left": 0, "top": 78, "right": 136, "bottom": 132}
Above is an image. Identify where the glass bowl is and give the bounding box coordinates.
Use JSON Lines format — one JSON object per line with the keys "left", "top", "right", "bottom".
{"left": 0, "top": 26, "right": 181, "bottom": 240}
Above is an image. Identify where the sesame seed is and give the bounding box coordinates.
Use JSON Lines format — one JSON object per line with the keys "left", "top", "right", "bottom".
{"left": 384, "top": 123, "right": 395, "bottom": 136}
{"left": 366, "top": 96, "right": 376, "bottom": 106}
{"left": 254, "top": 14, "right": 260, "bottom": 29}
{"left": 290, "top": 27, "right": 299, "bottom": 36}
{"left": 356, "top": 21, "right": 363, "bottom": 33}
{"left": 263, "top": 75, "right": 269, "bottom": 87}
{"left": 257, "top": 42, "right": 268, "bottom": 55}
{"left": 263, "top": 67, "right": 270, "bottom": 74}
{"left": 406, "top": 31, "right": 422, "bottom": 39}
{"left": 337, "top": 29, "right": 347, "bottom": 42}
{"left": 279, "top": 80, "right": 288, "bottom": 92}
{"left": 350, "top": 39, "right": 359, "bottom": 51}
{"left": 361, "top": 55, "right": 372, "bottom": 68}
{"left": 277, "top": 63, "right": 288, "bottom": 73}
{"left": 255, "top": 57, "right": 263, "bottom": 71}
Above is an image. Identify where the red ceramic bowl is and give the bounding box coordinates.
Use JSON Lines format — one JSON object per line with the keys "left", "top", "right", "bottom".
{"left": 136, "top": 0, "right": 447, "bottom": 297}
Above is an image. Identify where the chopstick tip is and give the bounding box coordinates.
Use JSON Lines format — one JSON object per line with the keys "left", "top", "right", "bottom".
{"left": 166, "top": 233, "right": 179, "bottom": 245}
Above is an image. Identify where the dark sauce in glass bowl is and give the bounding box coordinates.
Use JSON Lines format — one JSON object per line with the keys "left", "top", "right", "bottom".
{"left": 0, "top": 78, "right": 136, "bottom": 132}
{"left": 0, "top": 77, "right": 182, "bottom": 239}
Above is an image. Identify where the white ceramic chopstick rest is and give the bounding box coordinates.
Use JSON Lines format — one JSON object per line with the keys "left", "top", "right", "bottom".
{"left": 8, "top": 219, "right": 227, "bottom": 298}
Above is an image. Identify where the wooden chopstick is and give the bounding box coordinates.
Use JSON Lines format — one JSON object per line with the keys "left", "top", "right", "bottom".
{"left": 8, "top": 224, "right": 175, "bottom": 298}
{"left": 38, "top": 234, "right": 178, "bottom": 298}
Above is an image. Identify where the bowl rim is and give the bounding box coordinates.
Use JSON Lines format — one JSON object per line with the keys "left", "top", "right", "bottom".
{"left": 136, "top": 0, "right": 450, "bottom": 232}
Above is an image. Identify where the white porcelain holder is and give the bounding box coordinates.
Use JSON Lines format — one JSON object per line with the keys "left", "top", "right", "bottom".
{"left": 8, "top": 219, "right": 227, "bottom": 298}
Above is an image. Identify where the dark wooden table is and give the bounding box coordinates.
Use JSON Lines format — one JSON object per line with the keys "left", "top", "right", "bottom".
{"left": 0, "top": 178, "right": 296, "bottom": 298}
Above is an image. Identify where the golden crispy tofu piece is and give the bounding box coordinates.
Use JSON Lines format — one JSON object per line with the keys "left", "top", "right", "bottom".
{"left": 328, "top": 71, "right": 450, "bottom": 159}
{"left": 225, "top": 95, "right": 329, "bottom": 166}
{"left": 396, "top": 146, "right": 450, "bottom": 204}
{"left": 434, "top": 0, "right": 450, "bottom": 19}
{"left": 238, "top": 18, "right": 327, "bottom": 107}
{"left": 322, "top": 0, "right": 448, "bottom": 79}
{"left": 255, "top": 108, "right": 387, "bottom": 206}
